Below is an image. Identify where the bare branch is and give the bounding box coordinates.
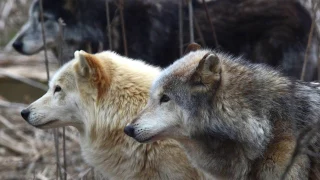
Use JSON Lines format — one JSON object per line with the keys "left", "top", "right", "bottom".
{"left": 318, "top": 40, "right": 320, "bottom": 80}
{"left": 0, "top": 131, "right": 33, "bottom": 155}
{"left": 119, "top": 0, "right": 128, "bottom": 56}
{"left": 62, "top": 127, "right": 67, "bottom": 180}
{"left": 179, "top": 0, "right": 184, "bottom": 56}
{"left": 39, "top": 0, "right": 50, "bottom": 81}
{"left": 106, "top": 0, "right": 112, "bottom": 50}
{"left": 202, "top": 0, "right": 219, "bottom": 47}
{"left": 301, "top": 0, "right": 319, "bottom": 80}
{"left": 78, "top": 168, "right": 91, "bottom": 179}
{"left": 58, "top": 18, "right": 67, "bottom": 180}
{"left": 188, "top": 0, "right": 194, "bottom": 43}
{"left": 53, "top": 129, "right": 63, "bottom": 180}
{"left": 194, "top": 16, "right": 206, "bottom": 46}
{"left": 300, "top": 20, "right": 315, "bottom": 81}
{"left": 0, "top": 68, "right": 48, "bottom": 91}
{"left": 58, "top": 18, "right": 66, "bottom": 66}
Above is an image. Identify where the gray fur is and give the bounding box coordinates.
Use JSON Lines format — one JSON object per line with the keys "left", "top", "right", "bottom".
{"left": 128, "top": 49, "right": 320, "bottom": 179}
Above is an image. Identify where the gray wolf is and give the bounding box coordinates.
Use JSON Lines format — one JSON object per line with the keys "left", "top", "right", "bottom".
{"left": 10, "top": 0, "right": 317, "bottom": 80}
{"left": 125, "top": 45, "right": 320, "bottom": 179}
{"left": 20, "top": 50, "right": 210, "bottom": 179}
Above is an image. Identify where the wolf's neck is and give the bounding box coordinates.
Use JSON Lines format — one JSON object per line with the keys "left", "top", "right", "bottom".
{"left": 83, "top": 86, "right": 146, "bottom": 145}
{"left": 78, "top": 85, "right": 152, "bottom": 178}
{"left": 177, "top": 137, "right": 251, "bottom": 179}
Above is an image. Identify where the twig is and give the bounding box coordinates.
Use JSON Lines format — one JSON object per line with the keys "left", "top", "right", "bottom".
{"left": 202, "top": 0, "right": 219, "bottom": 48}
{"left": 58, "top": 18, "right": 67, "bottom": 180}
{"left": 63, "top": 127, "right": 80, "bottom": 142}
{"left": 78, "top": 168, "right": 92, "bottom": 178}
{"left": 0, "top": 69, "right": 48, "bottom": 91}
{"left": 0, "top": 0, "right": 13, "bottom": 29}
{"left": 179, "top": 0, "right": 184, "bottom": 56}
{"left": 86, "top": 42, "right": 92, "bottom": 53}
{"left": 194, "top": 16, "right": 206, "bottom": 46}
{"left": 301, "top": 1, "right": 319, "bottom": 80}
{"left": 0, "top": 99, "right": 26, "bottom": 109}
{"left": 53, "top": 129, "right": 63, "bottom": 180}
{"left": 27, "top": 154, "right": 42, "bottom": 174}
{"left": 300, "top": 20, "right": 315, "bottom": 81}
{"left": 318, "top": 38, "right": 320, "bottom": 80}
{"left": 0, "top": 131, "right": 32, "bottom": 155}
{"left": 188, "top": 0, "right": 194, "bottom": 43}
{"left": 58, "top": 18, "right": 66, "bottom": 66}
{"left": 15, "top": 131, "right": 38, "bottom": 154}
{"left": 0, "top": 118, "right": 39, "bottom": 155}
{"left": 62, "top": 127, "right": 67, "bottom": 180}
{"left": 39, "top": 0, "right": 50, "bottom": 81}
{"left": 106, "top": 0, "right": 112, "bottom": 50}
{"left": 98, "top": 41, "right": 104, "bottom": 52}
{"left": 36, "top": 173, "right": 49, "bottom": 180}
{"left": 91, "top": 167, "right": 95, "bottom": 180}
{"left": 119, "top": 0, "right": 128, "bottom": 56}
{"left": 0, "top": 115, "right": 15, "bottom": 129}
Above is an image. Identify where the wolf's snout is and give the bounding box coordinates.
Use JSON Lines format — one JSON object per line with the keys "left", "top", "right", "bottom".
{"left": 12, "top": 41, "right": 23, "bottom": 52}
{"left": 21, "top": 109, "right": 30, "bottom": 121}
{"left": 124, "top": 125, "right": 135, "bottom": 137}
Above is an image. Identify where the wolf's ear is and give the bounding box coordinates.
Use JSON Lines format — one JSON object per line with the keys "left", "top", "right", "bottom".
{"left": 74, "top": 50, "right": 110, "bottom": 99}
{"left": 198, "top": 53, "right": 221, "bottom": 74}
{"left": 75, "top": 50, "right": 90, "bottom": 77}
{"left": 184, "top": 43, "right": 202, "bottom": 55}
{"left": 192, "top": 53, "right": 221, "bottom": 87}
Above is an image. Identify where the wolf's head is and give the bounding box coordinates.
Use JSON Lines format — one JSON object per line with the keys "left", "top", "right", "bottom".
{"left": 125, "top": 47, "right": 223, "bottom": 143}
{"left": 20, "top": 50, "right": 110, "bottom": 130}
{"left": 12, "top": 0, "right": 67, "bottom": 55}
{"left": 11, "top": 0, "right": 105, "bottom": 60}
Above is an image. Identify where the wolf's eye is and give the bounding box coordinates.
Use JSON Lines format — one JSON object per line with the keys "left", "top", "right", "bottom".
{"left": 160, "top": 94, "right": 170, "bottom": 104}
{"left": 54, "top": 85, "right": 62, "bottom": 93}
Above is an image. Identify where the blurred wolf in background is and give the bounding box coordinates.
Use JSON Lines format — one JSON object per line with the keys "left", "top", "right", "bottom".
{"left": 10, "top": 0, "right": 318, "bottom": 80}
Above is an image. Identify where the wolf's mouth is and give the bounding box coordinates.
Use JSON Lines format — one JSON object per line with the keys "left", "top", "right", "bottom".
{"left": 34, "top": 120, "right": 59, "bottom": 129}
{"left": 137, "top": 136, "right": 155, "bottom": 143}
{"left": 136, "top": 134, "right": 162, "bottom": 143}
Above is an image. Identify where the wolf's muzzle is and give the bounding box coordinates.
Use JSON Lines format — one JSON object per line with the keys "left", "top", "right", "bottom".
{"left": 124, "top": 125, "right": 135, "bottom": 137}
{"left": 21, "top": 109, "right": 30, "bottom": 121}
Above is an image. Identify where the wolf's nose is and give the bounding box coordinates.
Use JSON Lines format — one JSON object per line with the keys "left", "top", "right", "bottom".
{"left": 21, "top": 109, "right": 30, "bottom": 121}
{"left": 12, "top": 41, "right": 23, "bottom": 52}
{"left": 124, "top": 125, "right": 135, "bottom": 137}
